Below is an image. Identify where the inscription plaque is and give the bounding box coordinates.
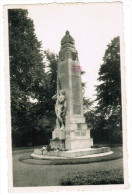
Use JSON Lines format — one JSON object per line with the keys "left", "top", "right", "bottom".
{"left": 77, "top": 124, "right": 81, "bottom": 129}
{"left": 72, "top": 76, "right": 81, "bottom": 108}
{"left": 60, "top": 75, "right": 68, "bottom": 89}
{"left": 75, "top": 132, "right": 80, "bottom": 136}
{"left": 72, "top": 76, "right": 80, "bottom": 89}
{"left": 73, "top": 105, "right": 81, "bottom": 114}
{"left": 59, "top": 64, "right": 65, "bottom": 75}
{"left": 81, "top": 132, "right": 86, "bottom": 136}
{"left": 73, "top": 88, "right": 80, "bottom": 102}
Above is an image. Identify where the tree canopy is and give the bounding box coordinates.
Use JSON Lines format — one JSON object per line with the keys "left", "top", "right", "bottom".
{"left": 91, "top": 36, "right": 122, "bottom": 144}
{"left": 96, "top": 37, "right": 121, "bottom": 116}
{"left": 9, "top": 9, "right": 57, "bottom": 147}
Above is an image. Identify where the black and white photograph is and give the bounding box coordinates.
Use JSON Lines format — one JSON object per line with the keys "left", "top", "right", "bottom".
{"left": 1, "top": 1, "right": 131, "bottom": 192}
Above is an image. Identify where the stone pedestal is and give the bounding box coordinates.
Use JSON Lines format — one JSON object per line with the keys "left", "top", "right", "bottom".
{"left": 50, "top": 130, "right": 65, "bottom": 150}
{"left": 50, "top": 31, "right": 93, "bottom": 151}
{"left": 65, "top": 116, "right": 93, "bottom": 150}
{"left": 51, "top": 117, "right": 93, "bottom": 150}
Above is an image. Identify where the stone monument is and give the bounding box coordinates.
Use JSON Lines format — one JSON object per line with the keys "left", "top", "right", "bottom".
{"left": 50, "top": 31, "right": 93, "bottom": 151}
{"left": 32, "top": 31, "right": 111, "bottom": 159}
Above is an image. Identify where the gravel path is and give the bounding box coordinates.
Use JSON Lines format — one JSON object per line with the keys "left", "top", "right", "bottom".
{"left": 13, "top": 150, "right": 123, "bottom": 187}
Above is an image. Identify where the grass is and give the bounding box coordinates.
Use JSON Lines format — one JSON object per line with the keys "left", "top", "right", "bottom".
{"left": 60, "top": 169, "right": 124, "bottom": 185}
{"left": 13, "top": 147, "right": 123, "bottom": 187}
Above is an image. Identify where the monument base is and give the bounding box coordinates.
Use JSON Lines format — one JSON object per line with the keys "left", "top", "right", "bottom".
{"left": 50, "top": 117, "right": 94, "bottom": 150}
{"left": 32, "top": 147, "right": 111, "bottom": 159}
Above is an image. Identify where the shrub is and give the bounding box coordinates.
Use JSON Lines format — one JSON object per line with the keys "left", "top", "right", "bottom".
{"left": 60, "top": 169, "right": 124, "bottom": 185}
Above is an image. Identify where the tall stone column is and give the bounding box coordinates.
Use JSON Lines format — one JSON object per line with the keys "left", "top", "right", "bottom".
{"left": 50, "top": 31, "right": 93, "bottom": 150}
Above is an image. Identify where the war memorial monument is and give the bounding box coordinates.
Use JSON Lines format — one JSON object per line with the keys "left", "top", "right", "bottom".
{"left": 32, "top": 31, "right": 112, "bottom": 159}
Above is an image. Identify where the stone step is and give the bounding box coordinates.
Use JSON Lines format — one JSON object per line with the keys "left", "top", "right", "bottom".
{"left": 43, "top": 147, "right": 110, "bottom": 158}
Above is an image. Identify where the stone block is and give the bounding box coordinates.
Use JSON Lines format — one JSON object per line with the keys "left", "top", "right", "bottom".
{"left": 65, "top": 123, "right": 88, "bottom": 131}
{"left": 65, "top": 138, "right": 93, "bottom": 150}
{"left": 42, "top": 150, "right": 47, "bottom": 155}
{"left": 66, "top": 117, "right": 85, "bottom": 124}
{"left": 34, "top": 149, "right": 42, "bottom": 155}
{"left": 65, "top": 123, "right": 77, "bottom": 130}
{"left": 77, "top": 123, "right": 87, "bottom": 130}
{"left": 65, "top": 130, "right": 91, "bottom": 140}
{"left": 50, "top": 139, "right": 65, "bottom": 150}
{"left": 52, "top": 130, "right": 65, "bottom": 140}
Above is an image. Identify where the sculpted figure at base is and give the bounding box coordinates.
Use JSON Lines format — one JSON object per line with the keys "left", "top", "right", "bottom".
{"left": 52, "top": 89, "right": 67, "bottom": 131}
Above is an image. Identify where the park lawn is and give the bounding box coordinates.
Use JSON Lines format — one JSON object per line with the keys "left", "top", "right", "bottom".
{"left": 13, "top": 147, "right": 123, "bottom": 186}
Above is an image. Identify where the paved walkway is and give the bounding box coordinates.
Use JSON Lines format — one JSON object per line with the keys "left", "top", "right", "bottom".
{"left": 13, "top": 150, "right": 123, "bottom": 187}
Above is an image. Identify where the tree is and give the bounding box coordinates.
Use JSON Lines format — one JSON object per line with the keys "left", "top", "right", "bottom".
{"left": 43, "top": 50, "right": 58, "bottom": 117}
{"left": 94, "top": 36, "right": 122, "bottom": 144}
{"left": 32, "top": 50, "right": 59, "bottom": 143}
{"left": 83, "top": 98, "right": 95, "bottom": 129}
{"left": 9, "top": 9, "right": 48, "bottom": 147}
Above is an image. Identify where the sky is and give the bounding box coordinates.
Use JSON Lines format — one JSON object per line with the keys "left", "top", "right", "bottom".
{"left": 27, "top": 3, "right": 123, "bottom": 99}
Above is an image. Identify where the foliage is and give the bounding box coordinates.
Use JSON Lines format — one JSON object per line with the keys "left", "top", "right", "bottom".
{"left": 83, "top": 98, "right": 97, "bottom": 130}
{"left": 43, "top": 50, "right": 58, "bottom": 117}
{"left": 9, "top": 9, "right": 57, "bottom": 147}
{"left": 96, "top": 36, "right": 121, "bottom": 119}
{"left": 90, "top": 37, "right": 122, "bottom": 144}
{"left": 60, "top": 169, "right": 124, "bottom": 185}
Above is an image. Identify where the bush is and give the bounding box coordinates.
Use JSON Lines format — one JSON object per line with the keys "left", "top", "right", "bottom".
{"left": 60, "top": 169, "right": 124, "bottom": 185}
{"left": 12, "top": 127, "right": 52, "bottom": 148}
{"left": 91, "top": 128, "right": 122, "bottom": 145}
